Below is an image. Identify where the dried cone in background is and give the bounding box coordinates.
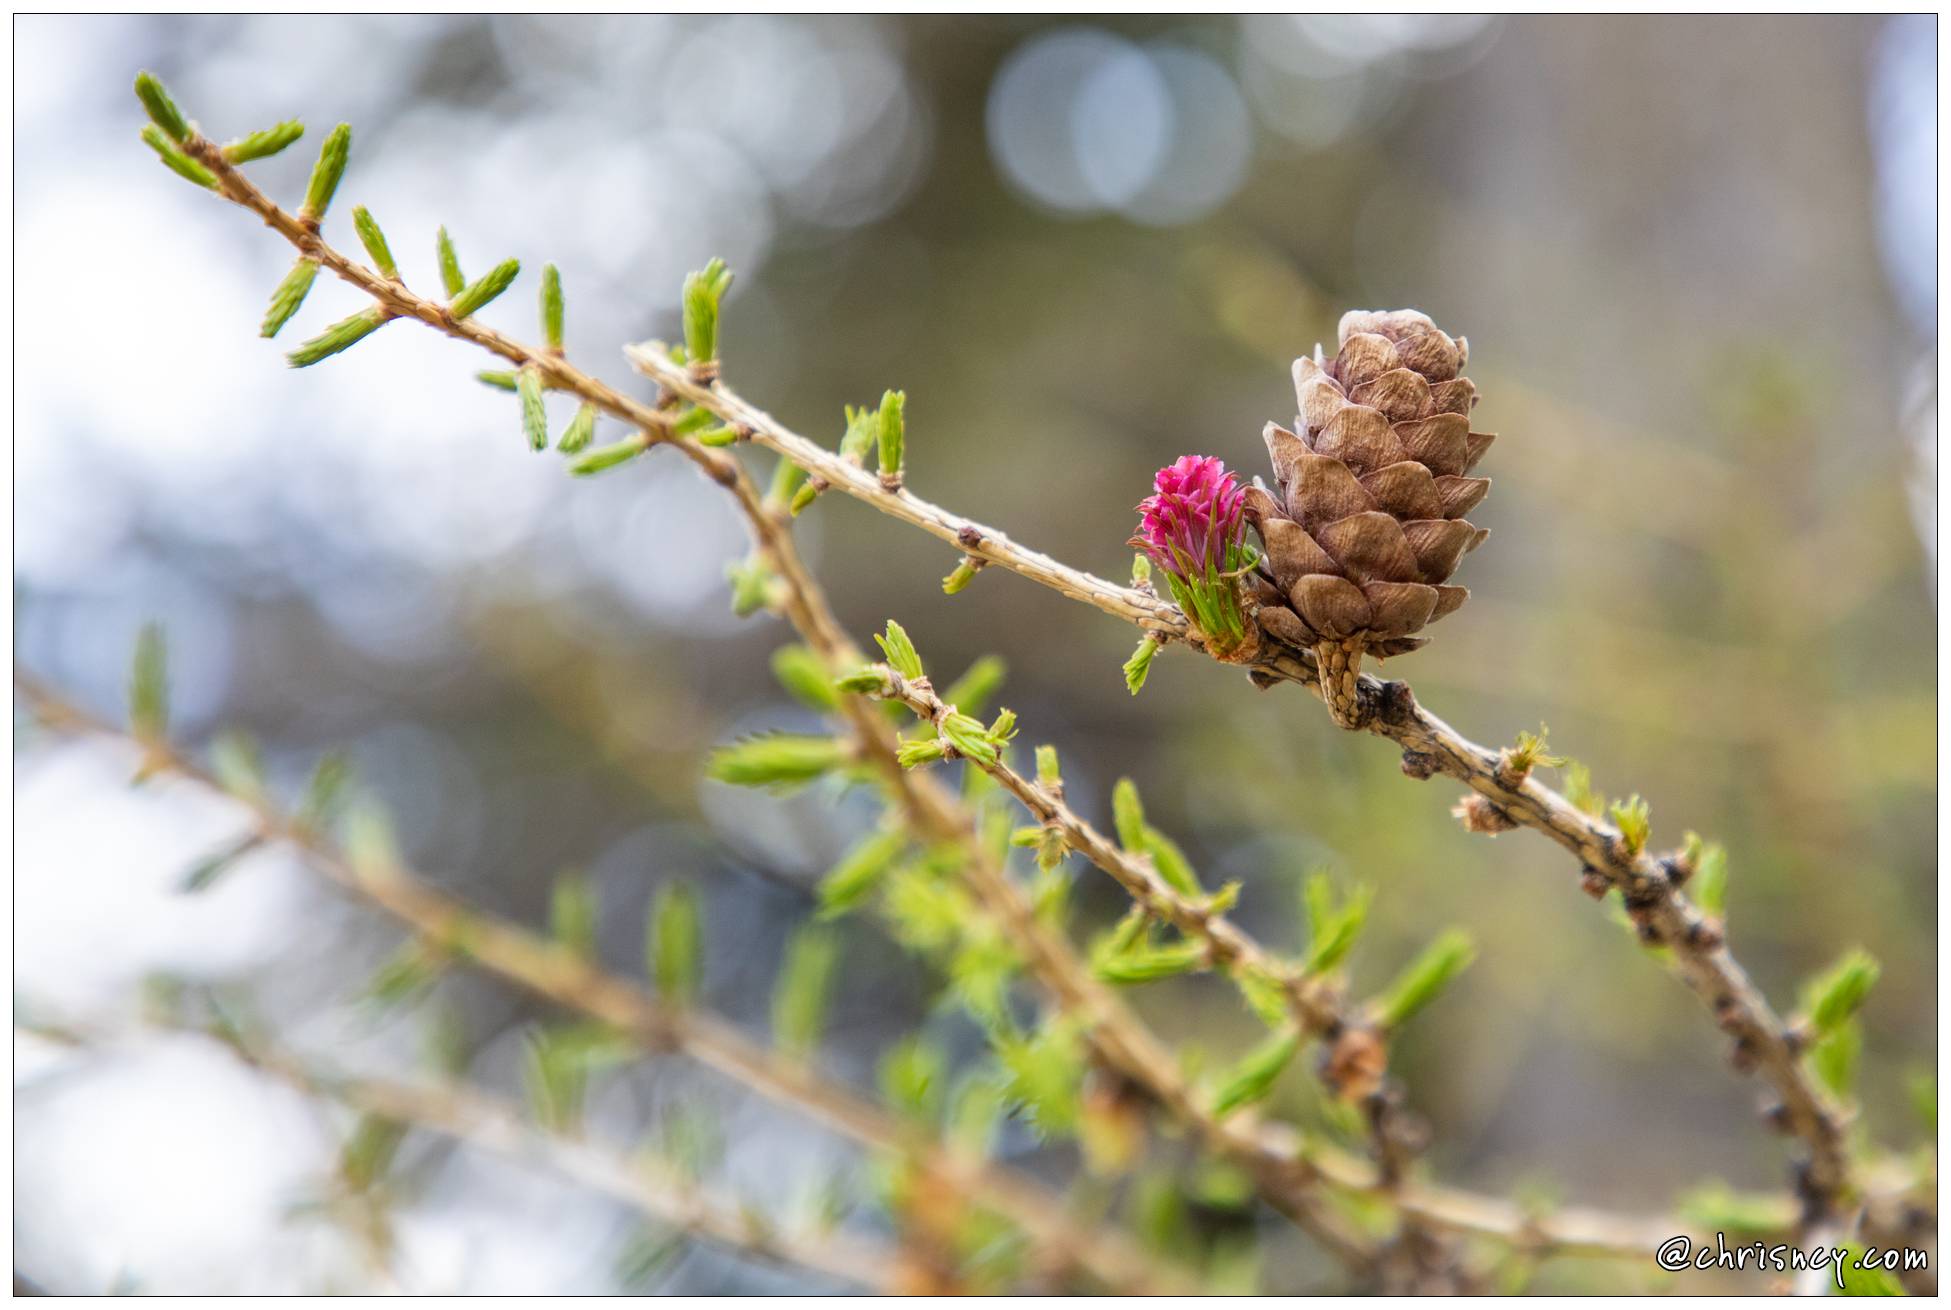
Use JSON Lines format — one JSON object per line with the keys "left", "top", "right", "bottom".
{"left": 1249, "top": 310, "right": 1493, "bottom": 726}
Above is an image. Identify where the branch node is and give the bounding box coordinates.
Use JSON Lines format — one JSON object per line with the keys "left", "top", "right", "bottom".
{"left": 1318, "top": 1025, "right": 1388, "bottom": 1103}
{"left": 1399, "top": 749, "right": 1438, "bottom": 780}
{"left": 1685, "top": 915, "right": 1724, "bottom": 951}
{"left": 1451, "top": 794, "right": 1516, "bottom": 835}
{"left": 704, "top": 452, "right": 739, "bottom": 487}
{"left": 1376, "top": 678, "right": 1417, "bottom": 722}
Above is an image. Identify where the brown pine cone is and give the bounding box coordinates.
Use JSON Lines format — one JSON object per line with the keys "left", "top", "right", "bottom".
{"left": 1247, "top": 310, "right": 1493, "bottom": 725}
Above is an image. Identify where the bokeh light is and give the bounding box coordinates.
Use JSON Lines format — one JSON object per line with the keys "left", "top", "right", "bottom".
{"left": 986, "top": 28, "right": 1250, "bottom": 225}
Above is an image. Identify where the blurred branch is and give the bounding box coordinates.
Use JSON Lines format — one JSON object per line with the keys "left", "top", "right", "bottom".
{"left": 12, "top": 677, "right": 1179, "bottom": 1296}
{"left": 873, "top": 660, "right": 1339, "bottom": 1030}
{"left": 851, "top": 660, "right": 1900, "bottom": 1276}
{"left": 717, "top": 643, "right": 1722, "bottom": 1269}
{"left": 861, "top": 750, "right": 1382, "bottom": 1267}
{"left": 860, "top": 661, "right": 1435, "bottom": 1156}
{"left": 21, "top": 675, "right": 1709, "bottom": 1274}
{"left": 628, "top": 347, "right": 1185, "bottom": 638}
{"left": 20, "top": 1008, "right": 898, "bottom": 1292}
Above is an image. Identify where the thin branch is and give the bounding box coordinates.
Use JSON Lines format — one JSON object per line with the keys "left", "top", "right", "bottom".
{"left": 857, "top": 662, "right": 1719, "bottom": 1265}
{"left": 13, "top": 677, "right": 1181, "bottom": 1296}
{"left": 625, "top": 357, "right": 1856, "bottom": 1231}
{"left": 884, "top": 786, "right": 1383, "bottom": 1267}
{"left": 1368, "top": 683, "right": 1851, "bottom": 1225}
{"left": 872, "top": 664, "right": 1342, "bottom": 1031}
{"left": 177, "top": 134, "right": 735, "bottom": 492}
{"left": 627, "top": 348, "right": 1182, "bottom": 637}
{"left": 868, "top": 661, "right": 1419, "bottom": 1149}
{"left": 21, "top": 1011, "right": 897, "bottom": 1292}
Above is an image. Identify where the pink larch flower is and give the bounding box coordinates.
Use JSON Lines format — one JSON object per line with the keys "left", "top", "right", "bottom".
{"left": 1130, "top": 455, "right": 1254, "bottom": 650}
{"left": 1134, "top": 456, "right": 1249, "bottom": 579}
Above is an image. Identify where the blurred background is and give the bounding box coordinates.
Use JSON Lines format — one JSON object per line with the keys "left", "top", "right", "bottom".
{"left": 13, "top": 13, "right": 1936, "bottom": 1294}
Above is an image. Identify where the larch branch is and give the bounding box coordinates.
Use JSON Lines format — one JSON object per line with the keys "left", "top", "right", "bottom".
{"left": 625, "top": 349, "right": 1855, "bottom": 1231}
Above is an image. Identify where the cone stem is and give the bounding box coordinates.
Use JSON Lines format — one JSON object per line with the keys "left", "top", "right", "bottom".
{"left": 1315, "top": 638, "right": 1366, "bottom": 728}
